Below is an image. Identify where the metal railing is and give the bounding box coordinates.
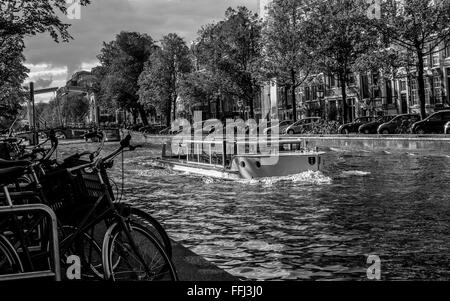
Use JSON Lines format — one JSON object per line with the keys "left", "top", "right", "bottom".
{"left": 0, "top": 204, "right": 61, "bottom": 281}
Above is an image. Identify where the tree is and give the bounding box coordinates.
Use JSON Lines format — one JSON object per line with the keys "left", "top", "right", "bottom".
{"left": 138, "top": 33, "right": 192, "bottom": 127}
{"left": 0, "top": 0, "right": 91, "bottom": 126}
{"left": 371, "top": 0, "right": 450, "bottom": 119}
{"left": 178, "top": 71, "right": 217, "bottom": 119}
{"left": 262, "top": 0, "right": 315, "bottom": 122}
{"left": 97, "top": 32, "right": 157, "bottom": 125}
{"left": 306, "top": 0, "right": 379, "bottom": 123}
{"left": 0, "top": 35, "right": 28, "bottom": 124}
{"left": 0, "top": 0, "right": 90, "bottom": 42}
{"left": 195, "top": 7, "right": 262, "bottom": 119}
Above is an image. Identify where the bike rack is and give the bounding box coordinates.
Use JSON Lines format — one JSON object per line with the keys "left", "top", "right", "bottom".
{"left": 0, "top": 204, "right": 61, "bottom": 281}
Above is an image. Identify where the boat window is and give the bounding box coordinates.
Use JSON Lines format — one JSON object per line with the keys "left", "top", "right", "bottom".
{"left": 292, "top": 143, "right": 301, "bottom": 151}
{"left": 281, "top": 144, "right": 291, "bottom": 151}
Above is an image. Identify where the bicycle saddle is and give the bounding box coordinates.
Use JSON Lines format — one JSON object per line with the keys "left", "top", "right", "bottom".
{"left": 0, "top": 158, "right": 31, "bottom": 169}
{"left": 0, "top": 166, "right": 27, "bottom": 186}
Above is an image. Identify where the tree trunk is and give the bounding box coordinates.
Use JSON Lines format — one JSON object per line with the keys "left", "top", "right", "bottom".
{"left": 291, "top": 69, "right": 297, "bottom": 122}
{"left": 248, "top": 81, "right": 255, "bottom": 120}
{"left": 132, "top": 109, "right": 138, "bottom": 125}
{"left": 138, "top": 104, "right": 149, "bottom": 126}
{"left": 207, "top": 97, "right": 211, "bottom": 120}
{"left": 216, "top": 95, "right": 220, "bottom": 120}
{"left": 248, "top": 95, "right": 254, "bottom": 120}
{"left": 416, "top": 51, "right": 427, "bottom": 120}
{"left": 166, "top": 99, "right": 172, "bottom": 128}
{"left": 340, "top": 74, "right": 348, "bottom": 124}
{"left": 172, "top": 95, "right": 177, "bottom": 122}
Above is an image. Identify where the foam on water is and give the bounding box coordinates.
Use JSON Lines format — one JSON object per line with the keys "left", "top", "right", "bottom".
{"left": 341, "top": 170, "right": 371, "bottom": 177}
{"left": 238, "top": 171, "right": 333, "bottom": 186}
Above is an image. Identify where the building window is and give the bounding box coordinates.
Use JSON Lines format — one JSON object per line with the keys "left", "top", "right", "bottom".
{"left": 304, "top": 87, "right": 311, "bottom": 101}
{"left": 330, "top": 75, "right": 336, "bottom": 88}
{"left": 434, "top": 76, "right": 442, "bottom": 103}
{"left": 400, "top": 80, "right": 407, "bottom": 92}
{"left": 425, "top": 79, "right": 432, "bottom": 104}
{"left": 423, "top": 55, "right": 430, "bottom": 68}
{"left": 348, "top": 74, "right": 356, "bottom": 86}
{"left": 411, "top": 79, "right": 418, "bottom": 105}
{"left": 432, "top": 52, "right": 440, "bottom": 67}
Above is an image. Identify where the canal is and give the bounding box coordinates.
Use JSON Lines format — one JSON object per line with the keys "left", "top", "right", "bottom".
{"left": 58, "top": 141, "right": 450, "bottom": 280}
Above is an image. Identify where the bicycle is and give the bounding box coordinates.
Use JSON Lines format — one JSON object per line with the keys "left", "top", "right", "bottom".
{"left": 0, "top": 164, "right": 61, "bottom": 281}
{"left": 52, "top": 134, "right": 177, "bottom": 281}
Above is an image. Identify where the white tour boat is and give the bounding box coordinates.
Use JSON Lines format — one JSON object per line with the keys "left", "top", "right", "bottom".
{"left": 150, "top": 138, "right": 325, "bottom": 180}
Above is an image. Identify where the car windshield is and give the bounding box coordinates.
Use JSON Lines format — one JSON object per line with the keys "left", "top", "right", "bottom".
{"left": 428, "top": 113, "right": 442, "bottom": 121}
{"left": 280, "top": 121, "right": 292, "bottom": 126}
{"left": 377, "top": 116, "right": 394, "bottom": 123}
{"left": 356, "top": 117, "right": 369, "bottom": 123}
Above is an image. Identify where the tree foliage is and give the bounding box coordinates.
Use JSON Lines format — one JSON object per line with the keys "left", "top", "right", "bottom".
{"left": 138, "top": 33, "right": 192, "bottom": 127}
{"left": 262, "top": 0, "right": 315, "bottom": 122}
{"left": 370, "top": 0, "right": 450, "bottom": 119}
{"left": 0, "top": 0, "right": 91, "bottom": 42}
{"left": 97, "top": 31, "right": 157, "bottom": 125}
{"left": 195, "top": 7, "right": 262, "bottom": 119}
{"left": 0, "top": 0, "right": 91, "bottom": 126}
{"left": 306, "top": 0, "right": 379, "bottom": 123}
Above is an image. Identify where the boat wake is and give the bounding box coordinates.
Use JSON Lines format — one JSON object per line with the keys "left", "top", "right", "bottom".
{"left": 238, "top": 171, "right": 333, "bottom": 186}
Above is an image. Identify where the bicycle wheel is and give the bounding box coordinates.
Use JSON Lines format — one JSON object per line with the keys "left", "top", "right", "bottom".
{"left": 59, "top": 226, "right": 104, "bottom": 280}
{"left": 115, "top": 204, "right": 172, "bottom": 258}
{"left": 0, "top": 234, "right": 23, "bottom": 275}
{"left": 102, "top": 221, "right": 177, "bottom": 281}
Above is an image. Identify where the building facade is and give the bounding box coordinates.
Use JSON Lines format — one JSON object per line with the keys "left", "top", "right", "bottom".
{"left": 258, "top": 0, "right": 450, "bottom": 123}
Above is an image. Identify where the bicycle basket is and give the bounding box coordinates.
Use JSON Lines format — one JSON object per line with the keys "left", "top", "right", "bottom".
{"left": 72, "top": 166, "right": 115, "bottom": 202}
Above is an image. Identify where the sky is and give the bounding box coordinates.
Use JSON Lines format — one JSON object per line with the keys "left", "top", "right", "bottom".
{"left": 24, "top": 0, "right": 258, "bottom": 102}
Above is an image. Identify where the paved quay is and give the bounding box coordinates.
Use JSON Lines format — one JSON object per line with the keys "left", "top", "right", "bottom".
{"left": 171, "top": 240, "right": 239, "bottom": 281}
{"left": 128, "top": 132, "right": 450, "bottom": 154}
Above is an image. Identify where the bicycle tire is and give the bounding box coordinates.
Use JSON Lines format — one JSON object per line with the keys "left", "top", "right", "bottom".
{"left": 0, "top": 234, "right": 23, "bottom": 275}
{"left": 102, "top": 221, "right": 178, "bottom": 281}
{"left": 115, "top": 204, "right": 173, "bottom": 258}
{"left": 59, "top": 226, "right": 104, "bottom": 280}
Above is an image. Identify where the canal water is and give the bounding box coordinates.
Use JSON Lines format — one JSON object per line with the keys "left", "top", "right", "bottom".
{"left": 58, "top": 141, "right": 450, "bottom": 280}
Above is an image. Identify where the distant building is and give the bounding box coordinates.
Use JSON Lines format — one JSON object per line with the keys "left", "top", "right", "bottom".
{"left": 56, "top": 70, "right": 99, "bottom": 127}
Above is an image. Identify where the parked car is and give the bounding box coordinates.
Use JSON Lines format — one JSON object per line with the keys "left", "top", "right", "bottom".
{"left": 445, "top": 122, "right": 450, "bottom": 134}
{"left": 377, "top": 114, "right": 421, "bottom": 134}
{"left": 159, "top": 126, "right": 183, "bottom": 135}
{"left": 128, "top": 123, "right": 144, "bottom": 132}
{"left": 285, "top": 117, "right": 322, "bottom": 135}
{"left": 139, "top": 125, "right": 166, "bottom": 134}
{"left": 263, "top": 120, "right": 293, "bottom": 135}
{"left": 358, "top": 115, "right": 396, "bottom": 134}
{"left": 338, "top": 117, "right": 377, "bottom": 134}
{"left": 411, "top": 110, "right": 450, "bottom": 134}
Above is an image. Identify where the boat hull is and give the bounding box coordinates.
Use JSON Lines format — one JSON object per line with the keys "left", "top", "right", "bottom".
{"left": 230, "top": 153, "right": 323, "bottom": 180}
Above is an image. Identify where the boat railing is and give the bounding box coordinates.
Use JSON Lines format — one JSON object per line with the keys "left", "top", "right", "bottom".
{"left": 162, "top": 137, "right": 318, "bottom": 168}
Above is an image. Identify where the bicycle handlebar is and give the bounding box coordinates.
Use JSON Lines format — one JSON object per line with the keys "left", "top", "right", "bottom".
{"left": 62, "top": 131, "right": 106, "bottom": 165}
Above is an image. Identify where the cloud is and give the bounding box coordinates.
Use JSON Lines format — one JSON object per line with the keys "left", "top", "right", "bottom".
{"left": 34, "top": 77, "right": 54, "bottom": 89}
{"left": 23, "top": 0, "right": 257, "bottom": 78}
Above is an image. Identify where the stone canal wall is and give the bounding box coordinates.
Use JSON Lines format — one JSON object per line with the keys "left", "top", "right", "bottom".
{"left": 126, "top": 131, "right": 450, "bottom": 154}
